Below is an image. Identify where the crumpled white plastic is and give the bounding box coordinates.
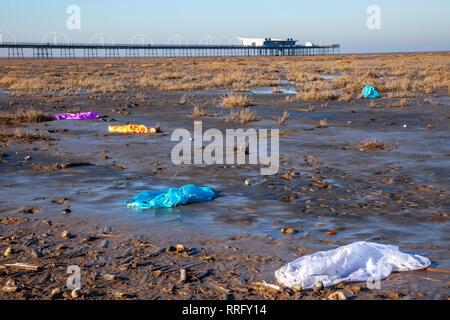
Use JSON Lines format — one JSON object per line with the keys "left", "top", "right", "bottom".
{"left": 275, "top": 241, "right": 431, "bottom": 289}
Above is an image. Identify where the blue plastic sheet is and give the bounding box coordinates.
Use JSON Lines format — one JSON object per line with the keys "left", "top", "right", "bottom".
{"left": 124, "top": 184, "right": 215, "bottom": 209}
{"left": 362, "top": 85, "right": 380, "bottom": 99}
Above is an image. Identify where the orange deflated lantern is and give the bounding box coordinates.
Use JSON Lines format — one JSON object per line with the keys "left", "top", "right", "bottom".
{"left": 108, "top": 124, "right": 158, "bottom": 134}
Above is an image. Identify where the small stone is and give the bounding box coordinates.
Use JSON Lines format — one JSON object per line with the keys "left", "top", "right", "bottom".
{"left": 20, "top": 207, "right": 40, "bottom": 214}
{"left": 180, "top": 268, "right": 187, "bottom": 283}
{"left": 103, "top": 274, "right": 117, "bottom": 281}
{"left": 61, "top": 208, "right": 72, "bottom": 214}
{"left": 281, "top": 227, "right": 298, "bottom": 235}
{"left": 56, "top": 244, "right": 67, "bottom": 250}
{"left": 2, "top": 279, "right": 18, "bottom": 293}
{"left": 71, "top": 288, "right": 81, "bottom": 299}
{"left": 29, "top": 248, "right": 42, "bottom": 258}
{"left": 82, "top": 235, "right": 100, "bottom": 243}
{"left": 113, "top": 291, "right": 135, "bottom": 299}
{"left": 52, "top": 198, "right": 68, "bottom": 204}
{"left": 51, "top": 288, "right": 61, "bottom": 297}
{"left": 313, "top": 281, "right": 324, "bottom": 293}
{"left": 328, "top": 291, "right": 347, "bottom": 300}
{"left": 61, "top": 230, "right": 74, "bottom": 239}
{"left": 175, "top": 244, "right": 186, "bottom": 253}
{"left": 165, "top": 245, "right": 176, "bottom": 253}
{"left": 4, "top": 246, "right": 13, "bottom": 257}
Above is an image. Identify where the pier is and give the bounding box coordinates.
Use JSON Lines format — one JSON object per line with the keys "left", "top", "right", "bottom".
{"left": 0, "top": 42, "right": 340, "bottom": 59}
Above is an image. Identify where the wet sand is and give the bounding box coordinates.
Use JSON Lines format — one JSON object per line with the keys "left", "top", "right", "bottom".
{"left": 0, "top": 56, "right": 449, "bottom": 300}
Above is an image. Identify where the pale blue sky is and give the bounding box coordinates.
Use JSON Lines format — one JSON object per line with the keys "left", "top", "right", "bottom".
{"left": 1, "top": 0, "right": 449, "bottom": 53}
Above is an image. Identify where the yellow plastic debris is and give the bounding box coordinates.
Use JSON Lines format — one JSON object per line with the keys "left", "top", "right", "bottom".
{"left": 108, "top": 124, "right": 158, "bottom": 134}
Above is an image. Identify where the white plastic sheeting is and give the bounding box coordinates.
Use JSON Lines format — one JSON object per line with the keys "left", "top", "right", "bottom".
{"left": 275, "top": 241, "right": 431, "bottom": 289}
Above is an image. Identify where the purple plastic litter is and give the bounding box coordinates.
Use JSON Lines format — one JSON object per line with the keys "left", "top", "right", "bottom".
{"left": 53, "top": 112, "right": 101, "bottom": 120}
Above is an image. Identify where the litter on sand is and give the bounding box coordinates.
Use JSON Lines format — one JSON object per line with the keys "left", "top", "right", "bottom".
{"left": 53, "top": 112, "right": 101, "bottom": 120}
{"left": 362, "top": 85, "right": 380, "bottom": 99}
{"left": 275, "top": 241, "right": 431, "bottom": 289}
{"left": 108, "top": 124, "right": 160, "bottom": 134}
{"left": 124, "top": 184, "right": 215, "bottom": 208}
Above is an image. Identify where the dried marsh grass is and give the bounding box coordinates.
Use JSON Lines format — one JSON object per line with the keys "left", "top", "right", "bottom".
{"left": 315, "top": 119, "right": 329, "bottom": 128}
{"left": 226, "top": 109, "right": 259, "bottom": 124}
{"left": 0, "top": 128, "right": 53, "bottom": 142}
{"left": 278, "top": 111, "right": 290, "bottom": 125}
{"left": 0, "top": 108, "right": 53, "bottom": 125}
{"left": 220, "top": 94, "right": 251, "bottom": 108}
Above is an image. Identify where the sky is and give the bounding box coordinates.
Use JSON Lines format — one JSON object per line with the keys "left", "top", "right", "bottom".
{"left": 0, "top": 0, "right": 449, "bottom": 53}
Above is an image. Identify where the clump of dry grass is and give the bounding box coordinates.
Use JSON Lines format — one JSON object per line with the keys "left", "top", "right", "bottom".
{"left": 158, "top": 72, "right": 184, "bottom": 80}
{"left": 178, "top": 94, "right": 188, "bottom": 105}
{"left": 296, "top": 82, "right": 338, "bottom": 102}
{"left": 31, "top": 162, "right": 92, "bottom": 171}
{"left": 0, "top": 128, "right": 53, "bottom": 142}
{"left": 220, "top": 94, "right": 251, "bottom": 108}
{"left": 192, "top": 102, "right": 207, "bottom": 117}
{"left": 360, "top": 139, "right": 385, "bottom": 151}
{"left": 278, "top": 111, "right": 290, "bottom": 125}
{"left": 226, "top": 109, "right": 259, "bottom": 124}
{"left": 315, "top": 119, "right": 329, "bottom": 128}
{"left": 386, "top": 98, "right": 409, "bottom": 108}
{"left": 0, "top": 108, "right": 53, "bottom": 125}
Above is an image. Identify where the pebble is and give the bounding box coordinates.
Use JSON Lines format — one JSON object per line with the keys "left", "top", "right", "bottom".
{"left": 166, "top": 245, "right": 176, "bottom": 253}
{"left": 29, "top": 248, "right": 41, "bottom": 259}
{"left": 281, "top": 227, "right": 298, "bottom": 235}
{"left": 176, "top": 244, "right": 186, "bottom": 253}
{"left": 4, "top": 246, "right": 13, "bottom": 257}
{"left": 61, "top": 230, "right": 74, "bottom": 239}
{"left": 56, "top": 244, "right": 67, "bottom": 250}
{"left": 113, "top": 291, "right": 135, "bottom": 299}
{"left": 313, "top": 281, "right": 324, "bottom": 293}
{"left": 71, "top": 288, "right": 81, "bottom": 299}
{"left": 103, "top": 274, "right": 117, "bottom": 281}
{"left": 51, "top": 288, "right": 61, "bottom": 298}
{"left": 180, "top": 268, "right": 187, "bottom": 283}
{"left": 2, "top": 279, "right": 18, "bottom": 293}
{"left": 327, "top": 291, "right": 347, "bottom": 300}
{"left": 61, "top": 208, "right": 72, "bottom": 214}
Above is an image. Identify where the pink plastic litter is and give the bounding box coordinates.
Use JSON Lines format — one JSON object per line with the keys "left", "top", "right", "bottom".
{"left": 53, "top": 112, "right": 101, "bottom": 120}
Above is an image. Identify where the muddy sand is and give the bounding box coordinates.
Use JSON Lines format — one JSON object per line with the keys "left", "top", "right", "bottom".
{"left": 0, "top": 56, "right": 449, "bottom": 300}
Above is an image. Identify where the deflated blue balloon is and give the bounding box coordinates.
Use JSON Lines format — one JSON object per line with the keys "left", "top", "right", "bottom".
{"left": 362, "top": 85, "right": 380, "bottom": 99}
{"left": 124, "top": 184, "right": 215, "bottom": 208}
